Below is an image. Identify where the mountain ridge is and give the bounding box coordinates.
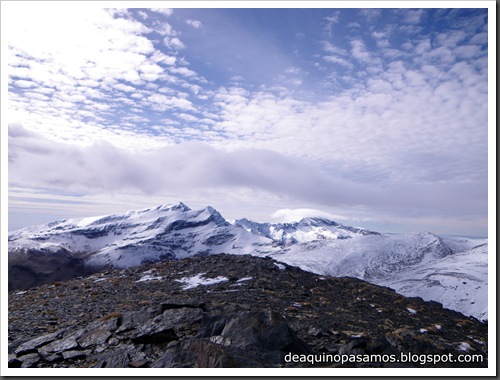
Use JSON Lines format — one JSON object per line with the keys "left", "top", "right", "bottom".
{"left": 8, "top": 202, "right": 488, "bottom": 320}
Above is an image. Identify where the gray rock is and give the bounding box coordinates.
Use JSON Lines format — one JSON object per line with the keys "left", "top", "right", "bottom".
{"left": 130, "top": 307, "right": 202, "bottom": 345}
{"left": 339, "top": 337, "right": 367, "bottom": 355}
{"left": 39, "top": 336, "right": 79, "bottom": 355}
{"left": 38, "top": 351, "right": 62, "bottom": 363}
{"left": 128, "top": 360, "right": 149, "bottom": 368}
{"left": 151, "top": 349, "right": 195, "bottom": 368}
{"left": 19, "top": 353, "right": 41, "bottom": 368}
{"left": 62, "top": 350, "right": 89, "bottom": 360}
{"left": 77, "top": 316, "right": 120, "bottom": 349}
{"left": 78, "top": 328, "right": 112, "bottom": 349}
{"left": 14, "top": 330, "right": 65, "bottom": 355}
{"left": 386, "top": 328, "right": 416, "bottom": 351}
{"left": 220, "top": 309, "right": 306, "bottom": 352}
{"left": 85, "top": 316, "right": 121, "bottom": 333}
{"left": 115, "top": 311, "right": 150, "bottom": 334}
{"left": 163, "top": 307, "right": 204, "bottom": 326}
{"left": 161, "top": 298, "right": 206, "bottom": 310}
{"left": 198, "top": 314, "right": 230, "bottom": 338}
{"left": 185, "top": 339, "right": 240, "bottom": 368}
{"left": 90, "top": 348, "right": 130, "bottom": 368}
{"left": 8, "top": 354, "right": 22, "bottom": 368}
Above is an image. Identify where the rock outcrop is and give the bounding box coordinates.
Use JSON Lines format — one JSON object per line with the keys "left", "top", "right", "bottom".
{"left": 8, "top": 254, "right": 487, "bottom": 368}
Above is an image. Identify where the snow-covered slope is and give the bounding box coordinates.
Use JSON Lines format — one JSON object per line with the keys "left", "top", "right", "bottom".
{"left": 8, "top": 202, "right": 488, "bottom": 320}
{"left": 267, "top": 232, "right": 451, "bottom": 278}
{"left": 380, "top": 243, "right": 488, "bottom": 321}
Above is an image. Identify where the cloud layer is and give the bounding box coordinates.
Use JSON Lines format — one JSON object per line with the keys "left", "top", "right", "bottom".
{"left": 9, "top": 125, "right": 487, "bottom": 226}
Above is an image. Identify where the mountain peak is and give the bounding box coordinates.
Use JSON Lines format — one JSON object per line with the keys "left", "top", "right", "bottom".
{"left": 202, "top": 206, "right": 228, "bottom": 226}
{"left": 297, "top": 216, "right": 339, "bottom": 227}
{"left": 157, "top": 202, "right": 191, "bottom": 212}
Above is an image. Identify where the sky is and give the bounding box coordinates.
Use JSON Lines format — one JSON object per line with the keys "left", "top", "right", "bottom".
{"left": 2, "top": 1, "right": 493, "bottom": 236}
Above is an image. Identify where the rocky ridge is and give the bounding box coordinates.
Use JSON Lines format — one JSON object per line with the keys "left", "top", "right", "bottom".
{"left": 8, "top": 254, "right": 487, "bottom": 368}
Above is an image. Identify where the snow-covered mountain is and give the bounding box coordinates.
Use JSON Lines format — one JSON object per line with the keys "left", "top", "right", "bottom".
{"left": 8, "top": 202, "right": 488, "bottom": 320}
{"left": 9, "top": 203, "right": 260, "bottom": 269}
{"left": 235, "top": 217, "right": 378, "bottom": 245}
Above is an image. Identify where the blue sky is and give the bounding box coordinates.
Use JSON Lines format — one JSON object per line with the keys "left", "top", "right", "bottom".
{"left": 3, "top": 2, "right": 493, "bottom": 236}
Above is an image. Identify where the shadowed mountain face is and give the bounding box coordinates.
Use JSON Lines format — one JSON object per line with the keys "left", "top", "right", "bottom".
{"left": 8, "top": 203, "right": 488, "bottom": 320}
{"left": 8, "top": 254, "right": 487, "bottom": 369}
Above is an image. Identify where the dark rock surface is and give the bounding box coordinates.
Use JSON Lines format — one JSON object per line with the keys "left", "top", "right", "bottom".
{"left": 8, "top": 254, "right": 487, "bottom": 368}
{"left": 8, "top": 248, "right": 94, "bottom": 290}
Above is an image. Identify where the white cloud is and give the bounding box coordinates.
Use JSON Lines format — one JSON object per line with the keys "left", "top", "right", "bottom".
{"left": 324, "top": 12, "right": 340, "bottom": 25}
{"left": 323, "top": 55, "right": 353, "bottom": 69}
{"left": 13, "top": 80, "right": 36, "bottom": 88}
{"left": 113, "top": 83, "right": 136, "bottom": 93}
{"left": 404, "top": 9, "right": 425, "bottom": 24}
{"left": 163, "top": 36, "right": 185, "bottom": 50}
{"left": 139, "top": 63, "right": 165, "bottom": 81}
{"left": 176, "top": 113, "right": 199, "bottom": 123}
{"left": 469, "top": 32, "right": 487, "bottom": 45}
{"left": 271, "top": 209, "right": 348, "bottom": 223}
{"left": 371, "top": 31, "right": 391, "bottom": 48}
{"left": 322, "top": 41, "right": 349, "bottom": 56}
{"left": 371, "top": 31, "right": 386, "bottom": 39}
{"left": 10, "top": 125, "right": 337, "bottom": 198}
{"left": 155, "top": 23, "right": 174, "bottom": 36}
{"left": 323, "top": 11, "right": 340, "bottom": 36}
{"left": 169, "top": 66, "right": 198, "bottom": 78}
{"left": 150, "top": 8, "right": 173, "bottom": 17}
{"left": 186, "top": 19, "right": 202, "bottom": 29}
{"left": 146, "top": 93, "right": 195, "bottom": 112}
{"left": 436, "top": 30, "right": 468, "bottom": 49}
{"left": 350, "top": 39, "right": 371, "bottom": 63}
{"left": 150, "top": 50, "right": 177, "bottom": 65}
{"left": 359, "top": 9, "right": 381, "bottom": 21}
{"left": 454, "top": 45, "right": 483, "bottom": 59}
{"left": 347, "top": 21, "right": 361, "bottom": 29}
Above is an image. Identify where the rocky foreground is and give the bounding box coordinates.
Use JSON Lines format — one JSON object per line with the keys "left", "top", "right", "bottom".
{"left": 8, "top": 254, "right": 487, "bottom": 368}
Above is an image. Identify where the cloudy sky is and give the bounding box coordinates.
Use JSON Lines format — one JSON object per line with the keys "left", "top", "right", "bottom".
{"left": 3, "top": 2, "right": 491, "bottom": 236}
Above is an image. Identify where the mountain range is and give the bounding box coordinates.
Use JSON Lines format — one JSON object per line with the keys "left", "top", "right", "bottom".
{"left": 8, "top": 202, "right": 488, "bottom": 321}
